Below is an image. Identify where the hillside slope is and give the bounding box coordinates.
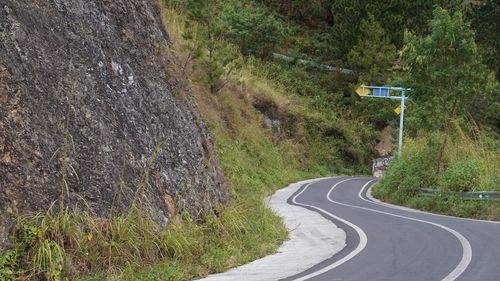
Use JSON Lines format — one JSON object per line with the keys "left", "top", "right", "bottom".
{"left": 0, "top": 0, "right": 227, "bottom": 250}
{"left": 0, "top": 1, "right": 379, "bottom": 280}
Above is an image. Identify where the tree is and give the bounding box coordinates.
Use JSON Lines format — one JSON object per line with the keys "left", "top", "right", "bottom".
{"left": 467, "top": 0, "right": 500, "bottom": 80}
{"left": 184, "top": 0, "right": 242, "bottom": 95}
{"left": 330, "top": 0, "right": 461, "bottom": 60}
{"left": 257, "top": 0, "right": 333, "bottom": 27}
{"left": 348, "top": 14, "right": 397, "bottom": 85}
{"left": 401, "top": 7, "right": 497, "bottom": 175}
{"left": 220, "top": 4, "right": 284, "bottom": 58}
{"left": 347, "top": 14, "right": 397, "bottom": 126}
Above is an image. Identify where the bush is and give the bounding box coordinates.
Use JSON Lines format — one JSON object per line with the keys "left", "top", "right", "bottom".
{"left": 220, "top": 3, "right": 284, "bottom": 58}
{"left": 373, "top": 130, "right": 499, "bottom": 220}
{"left": 0, "top": 250, "right": 16, "bottom": 281}
{"left": 397, "top": 175, "right": 422, "bottom": 198}
{"left": 439, "top": 159, "right": 481, "bottom": 192}
{"left": 375, "top": 132, "right": 440, "bottom": 201}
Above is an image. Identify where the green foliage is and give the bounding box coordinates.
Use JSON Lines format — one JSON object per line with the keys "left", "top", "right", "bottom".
{"left": 183, "top": 0, "right": 243, "bottom": 94}
{"left": 467, "top": 0, "right": 500, "bottom": 80}
{"left": 401, "top": 7, "right": 497, "bottom": 131}
{"left": 4, "top": 213, "right": 71, "bottom": 281}
{"left": 32, "top": 240, "right": 65, "bottom": 281}
{"left": 379, "top": 129, "right": 499, "bottom": 190}
{"left": 374, "top": 129, "right": 500, "bottom": 220}
{"left": 403, "top": 194, "right": 499, "bottom": 220}
{"left": 439, "top": 159, "right": 481, "bottom": 192}
{"left": 346, "top": 13, "right": 398, "bottom": 125}
{"left": 330, "top": 0, "right": 460, "bottom": 60}
{"left": 220, "top": 3, "right": 284, "bottom": 58}
{"left": 401, "top": 7, "right": 499, "bottom": 175}
{"left": 4, "top": 199, "right": 287, "bottom": 281}
{"left": 254, "top": 0, "right": 499, "bottom": 83}
{"left": 0, "top": 250, "right": 16, "bottom": 281}
{"left": 256, "top": 0, "right": 333, "bottom": 27}
{"left": 329, "top": 0, "right": 369, "bottom": 60}
{"left": 348, "top": 14, "right": 397, "bottom": 85}
{"left": 245, "top": 59, "right": 377, "bottom": 169}
{"left": 375, "top": 133, "right": 440, "bottom": 200}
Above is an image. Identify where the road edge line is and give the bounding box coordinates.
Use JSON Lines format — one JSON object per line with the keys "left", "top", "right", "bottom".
{"left": 356, "top": 182, "right": 472, "bottom": 281}
{"left": 196, "top": 177, "right": 345, "bottom": 281}
{"left": 290, "top": 177, "right": 368, "bottom": 281}
{"left": 365, "top": 184, "right": 500, "bottom": 225}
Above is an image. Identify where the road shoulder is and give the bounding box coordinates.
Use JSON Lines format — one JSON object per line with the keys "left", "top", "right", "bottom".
{"left": 196, "top": 178, "right": 346, "bottom": 281}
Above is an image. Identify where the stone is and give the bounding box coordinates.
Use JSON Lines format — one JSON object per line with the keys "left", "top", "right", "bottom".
{"left": 0, "top": 0, "right": 228, "bottom": 250}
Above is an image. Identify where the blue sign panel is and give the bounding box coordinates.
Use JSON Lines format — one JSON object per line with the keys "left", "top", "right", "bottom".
{"left": 373, "top": 87, "right": 389, "bottom": 97}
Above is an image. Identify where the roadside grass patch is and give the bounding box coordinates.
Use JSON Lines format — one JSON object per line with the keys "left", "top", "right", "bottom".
{"left": 373, "top": 128, "right": 500, "bottom": 221}
{"left": 0, "top": 4, "right": 374, "bottom": 281}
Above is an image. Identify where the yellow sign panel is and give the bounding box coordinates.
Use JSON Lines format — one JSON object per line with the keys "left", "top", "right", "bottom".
{"left": 394, "top": 106, "right": 401, "bottom": 115}
{"left": 355, "top": 87, "right": 371, "bottom": 96}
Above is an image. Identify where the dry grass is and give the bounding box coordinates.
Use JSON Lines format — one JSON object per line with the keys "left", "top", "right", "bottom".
{"left": 0, "top": 4, "right": 372, "bottom": 281}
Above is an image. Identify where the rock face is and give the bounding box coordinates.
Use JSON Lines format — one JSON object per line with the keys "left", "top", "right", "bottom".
{"left": 0, "top": 0, "right": 228, "bottom": 249}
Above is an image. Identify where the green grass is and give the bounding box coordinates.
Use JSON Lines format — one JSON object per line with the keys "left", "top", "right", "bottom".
{"left": 0, "top": 5, "right": 375, "bottom": 281}
{"left": 373, "top": 191, "right": 500, "bottom": 221}
{"left": 373, "top": 128, "right": 500, "bottom": 221}
{"left": 3, "top": 185, "right": 295, "bottom": 281}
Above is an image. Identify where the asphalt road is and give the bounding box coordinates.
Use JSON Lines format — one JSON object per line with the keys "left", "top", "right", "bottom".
{"left": 284, "top": 177, "right": 500, "bottom": 281}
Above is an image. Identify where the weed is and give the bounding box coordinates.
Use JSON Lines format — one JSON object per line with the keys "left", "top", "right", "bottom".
{"left": 32, "top": 240, "right": 65, "bottom": 281}
{"left": 0, "top": 250, "right": 16, "bottom": 281}
{"left": 3, "top": 3, "right": 372, "bottom": 281}
{"left": 374, "top": 128, "right": 500, "bottom": 220}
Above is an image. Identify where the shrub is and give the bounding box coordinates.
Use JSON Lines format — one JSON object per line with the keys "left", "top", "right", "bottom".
{"left": 221, "top": 3, "right": 284, "bottom": 58}
{"left": 0, "top": 250, "right": 16, "bottom": 281}
{"left": 375, "top": 132, "right": 440, "bottom": 201}
{"left": 397, "top": 175, "right": 422, "bottom": 198}
{"left": 439, "top": 159, "right": 481, "bottom": 192}
{"left": 373, "top": 129, "right": 499, "bottom": 220}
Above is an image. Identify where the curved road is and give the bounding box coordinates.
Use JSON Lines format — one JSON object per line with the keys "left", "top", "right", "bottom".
{"left": 283, "top": 177, "right": 500, "bottom": 281}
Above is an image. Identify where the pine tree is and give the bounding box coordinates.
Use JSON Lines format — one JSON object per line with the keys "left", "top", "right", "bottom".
{"left": 184, "top": 0, "right": 242, "bottom": 95}
{"left": 348, "top": 14, "right": 397, "bottom": 85}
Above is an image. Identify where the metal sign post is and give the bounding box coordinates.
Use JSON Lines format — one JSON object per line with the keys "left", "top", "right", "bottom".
{"left": 355, "top": 85, "right": 411, "bottom": 158}
{"left": 398, "top": 90, "right": 406, "bottom": 158}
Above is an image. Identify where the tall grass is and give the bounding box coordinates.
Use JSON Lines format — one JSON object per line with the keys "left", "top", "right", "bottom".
{"left": 373, "top": 124, "right": 500, "bottom": 220}
{"left": 2, "top": 198, "right": 290, "bottom": 281}
{"left": 0, "top": 4, "right": 372, "bottom": 281}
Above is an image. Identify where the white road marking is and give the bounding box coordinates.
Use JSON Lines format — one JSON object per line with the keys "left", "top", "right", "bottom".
{"left": 197, "top": 177, "right": 346, "bottom": 281}
{"left": 365, "top": 184, "right": 500, "bottom": 225}
{"left": 291, "top": 178, "right": 368, "bottom": 281}
{"left": 352, "top": 180, "right": 472, "bottom": 281}
{"left": 293, "top": 178, "right": 473, "bottom": 281}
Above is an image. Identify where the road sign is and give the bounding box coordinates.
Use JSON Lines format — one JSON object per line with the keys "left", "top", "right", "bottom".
{"left": 356, "top": 87, "right": 371, "bottom": 96}
{"left": 394, "top": 106, "right": 401, "bottom": 115}
{"left": 373, "top": 87, "right": 389, "bottom": 97}
{"left": 355, "top": 85, "right": 412, "bottom": 158}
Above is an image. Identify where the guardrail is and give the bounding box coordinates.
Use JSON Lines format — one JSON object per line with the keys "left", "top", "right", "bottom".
{"left": 420, "top": 188, "right": 500, "bottom": 201}
{"left": 272, "top": 53, "right": 354, "bottom": 74}
{"left": 370, "top": 157, "right": 499, "bottom": 201}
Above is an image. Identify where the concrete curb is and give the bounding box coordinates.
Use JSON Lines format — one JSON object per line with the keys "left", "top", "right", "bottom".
{"left": 196, "top": 178, "right": 346, "bottom": 281}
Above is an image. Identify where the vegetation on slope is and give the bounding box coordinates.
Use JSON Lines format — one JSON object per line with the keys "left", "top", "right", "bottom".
{"left": 373, "top": 8, "right": 499, "bottom": 220}
{"left": 257, "top": 0, "right": 499, "bottom": 80}
{"left": 0, "top": 1, "right": 376, "bottom": 280}
{"left": 374, "top": 129, "right": 500, "bottom": 220}
{"left": 254, "top": 1, "right": 499, "bottom": 219}
{"left": 1, "top": 0, "right": 498, "bottom": 280}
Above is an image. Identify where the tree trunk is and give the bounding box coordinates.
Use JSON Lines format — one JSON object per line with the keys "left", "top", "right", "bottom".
{"left": 436, "top": 97, "right": 458, "bottom": 179}
{"left": 210, "top": 84, "right": 217, "bottom": 95}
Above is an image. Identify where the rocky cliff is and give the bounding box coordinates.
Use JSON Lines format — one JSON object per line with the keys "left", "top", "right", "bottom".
{"left": 0, "top": 0, "right": 228, "bottom": 249}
